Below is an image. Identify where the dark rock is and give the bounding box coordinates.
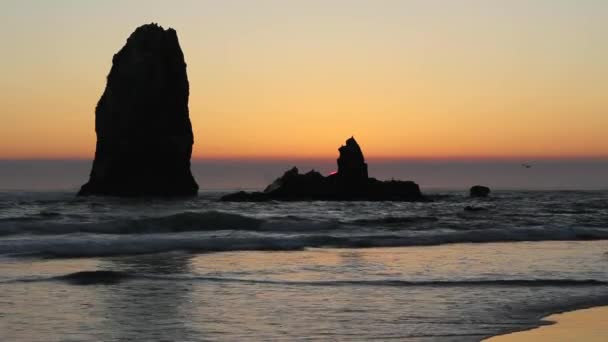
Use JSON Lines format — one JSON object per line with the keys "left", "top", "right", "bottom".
{"left": 79, "top": 23, "right": 198, "bottom": 197}
{"left": 469, "top": 185, "right": 491, "bottom": 198}
{"left": 222, "top": 137, "right": 425, "bottom": 202}
{"left": 337, "top": 136, "right": 368, "bottom": 184}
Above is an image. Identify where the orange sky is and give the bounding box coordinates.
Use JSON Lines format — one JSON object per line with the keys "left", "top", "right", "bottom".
{"left": 1, "top": 1, "right": 607, "bottom": 159}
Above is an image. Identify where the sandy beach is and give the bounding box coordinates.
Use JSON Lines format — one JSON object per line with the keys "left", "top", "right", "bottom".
{"left": 485, "top": 306, "right": 608, "bottom": 342}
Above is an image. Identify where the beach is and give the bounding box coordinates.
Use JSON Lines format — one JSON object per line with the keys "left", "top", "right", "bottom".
{"left": 486, "top": 306, "right": 608, "bottom": 342}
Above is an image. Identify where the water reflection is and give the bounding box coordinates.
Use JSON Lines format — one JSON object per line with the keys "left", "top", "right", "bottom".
{"left": 2, "top": 243, "right": 608, "bottom": 340}
{"left": 95, "top": 253, "right": 198, "bottom": 341}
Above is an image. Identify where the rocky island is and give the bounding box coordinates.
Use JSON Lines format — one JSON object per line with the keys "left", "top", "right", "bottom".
{"left": 79, "top": 24, "right": 198, "bottom": 196}
{"left": 221, "top": 137, "right": 425, "bottom": 202}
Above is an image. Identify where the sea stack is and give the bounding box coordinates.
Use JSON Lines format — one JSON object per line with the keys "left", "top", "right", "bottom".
{"left": 221, "top": 137, "right": 425, "bottom": 202}
{"left": 337, "top": 137, "right": 368, "bottom": 184}
{"left": 79, "top": 24, "right": 198, "bottom": 196}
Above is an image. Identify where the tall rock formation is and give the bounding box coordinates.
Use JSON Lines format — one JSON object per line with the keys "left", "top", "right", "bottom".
{"left": 337, "top": 137, "right": 368, "bottom": 184}
{"left": 79, "top": 23, "right": 198, "bottom": 196}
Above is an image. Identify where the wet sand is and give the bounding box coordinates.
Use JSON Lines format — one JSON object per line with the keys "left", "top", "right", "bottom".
{"left": 485, "top": 306, "right": 608, "bottom": 342}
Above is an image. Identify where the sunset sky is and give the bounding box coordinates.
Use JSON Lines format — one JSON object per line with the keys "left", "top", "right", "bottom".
{"left": 1, "top": 0, "right": 606, "bottom": 159}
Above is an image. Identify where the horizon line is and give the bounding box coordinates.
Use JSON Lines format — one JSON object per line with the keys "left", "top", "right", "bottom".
{"left": 2, "top": 155, "right": 608, "bottom": 162}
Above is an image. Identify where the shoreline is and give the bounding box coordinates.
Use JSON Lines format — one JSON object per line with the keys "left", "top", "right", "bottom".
{"left": 484, "top": 306, "right": 608, "bottom": 341}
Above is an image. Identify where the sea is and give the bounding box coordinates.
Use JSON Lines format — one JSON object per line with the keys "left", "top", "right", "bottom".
{"left": 1, "top": 188, "right": 608, "bottom": 341}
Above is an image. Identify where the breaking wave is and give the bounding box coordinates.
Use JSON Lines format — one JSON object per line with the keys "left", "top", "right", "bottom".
{"left": 3, "top": 270, "right": 607, "bottom": 287}
{"left": 349, "top": 215, "right": 439, "bottom": 225}
{"left": 0, "top": 211, "right": 265, "bottom": 236}
{"left": 0, "top": 211, "right": 446, "bottom": 237}
{"left": 2, "top": 226, "right": 608, "bottom": 258}
{"left": 1, "top": 190, "right": 607, "bottom": 258}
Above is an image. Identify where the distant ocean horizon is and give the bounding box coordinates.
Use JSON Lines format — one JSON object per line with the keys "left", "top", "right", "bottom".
{"left": 1, "top": 158, "right": 607, "bottom": 191}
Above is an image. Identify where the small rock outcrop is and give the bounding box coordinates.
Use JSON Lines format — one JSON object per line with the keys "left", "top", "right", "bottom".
{"left": 79, "top": 23, "right": 198, "bottom": 196}
{"left": 470, "top": 185, "right": 490, "bottom": 198}
{"left": 221, "top": 137, "right": 425, "bottom": 202}
{"left": 337, "top": 137, "right": 368, "bottom": 184}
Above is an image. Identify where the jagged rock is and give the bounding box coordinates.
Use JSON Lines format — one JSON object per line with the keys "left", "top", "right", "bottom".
{"left": 79, "top": 23, "right": 198, "bottom": 197}
{"left": 263, "top": 166, "right": 302, "bottom": 193}
{"left": 337, "top": 136, "right": 368, "bottom": 183}
{"left": 470, "top": 185, "right": 490, "bottom": 198}
{"left": 221, "top": 137, "right": 425, "bottom": 202}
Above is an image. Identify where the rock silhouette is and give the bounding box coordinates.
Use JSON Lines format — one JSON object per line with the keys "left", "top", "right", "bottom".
{"left": 79, "top": 23, "right": 198, "bottom": 197}
{"left": 470, "top": 185, "right": 490, "bottom": 198}
{"left": 221, "top": 137, "right": 424, "bottom": 202}
{"left": 337, "top": 137, "right": 368, "bottom": 184}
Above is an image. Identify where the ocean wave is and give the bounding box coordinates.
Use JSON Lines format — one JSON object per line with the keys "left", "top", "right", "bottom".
{"left": 0, "top": 210, "right": 353, "bottom": 236}
{"left": 155, "top": 277, "right": 608, "bottom": 287}
{"left": 349, "top": 216, "right": 439, "bottom": 225}
{"left": 0, "top": 211, "right": 264, "bottom": 236}
{"left": 3, "top": 270, "right": 607, "bottom": 287}
{"left": 149, "top": 276, "right": 608, "bottom": 288}
{"left": 2, "top": 226, "right": 608, "bottom": 258}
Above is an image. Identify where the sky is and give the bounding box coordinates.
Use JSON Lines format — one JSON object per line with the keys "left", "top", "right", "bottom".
{"left": 0, "top": 0, "right": 607, "bottom": 159}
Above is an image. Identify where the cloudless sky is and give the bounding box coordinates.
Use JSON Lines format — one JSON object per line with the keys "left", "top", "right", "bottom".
{"left": 1, "top": 0, "right": 606, "bottom": 159}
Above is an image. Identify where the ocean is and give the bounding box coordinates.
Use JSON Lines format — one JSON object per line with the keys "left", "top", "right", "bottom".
{"left": 1, "top": 189, "right": 607, "bottom": 341}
